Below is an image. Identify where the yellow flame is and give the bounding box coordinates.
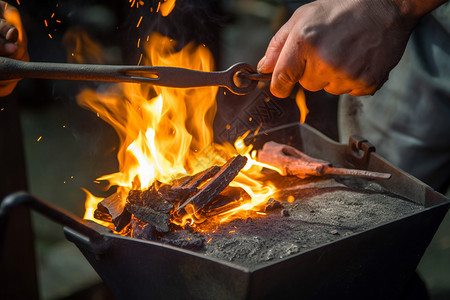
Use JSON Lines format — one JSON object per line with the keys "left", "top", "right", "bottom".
{"left": 78, "top": 32, "right": 282, "bottom": 232}
{"left": 295, "top": 88, "right": 309, "bottom": 124}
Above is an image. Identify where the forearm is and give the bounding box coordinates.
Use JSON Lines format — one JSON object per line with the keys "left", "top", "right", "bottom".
{"left": 394, "top": 0, "right": 448, "bottom": 18}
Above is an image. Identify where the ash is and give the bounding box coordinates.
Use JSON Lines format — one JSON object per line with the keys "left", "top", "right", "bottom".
{"left": 198, "top": 175, "right": 422, "bottom": 268}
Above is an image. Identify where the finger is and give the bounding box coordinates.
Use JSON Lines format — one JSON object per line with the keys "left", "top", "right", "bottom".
{"left": 1, "top": 2, "right": 28, "bottom": 61}
{"left": 257, "top": 16, "right": 298, "bottom": 74}
{"left": 0, "top": 19, "right": 18, "bottom": 55}
{"left": 0, "top": 19, "right": 14, "bottom": 37}
{"left": 298, "top": 59, "right": 330, "bottom": 92}
{"left": 270, "top": 33, "right": 306, "bottom": 98}
{"left": 325, "top": 78, "right": 376, "bottom": 96}
{"left": 0, "top": 41, "right": 17, "bottom": 55}
{"left": 6, "top": 26, "right": 18, "bottom": 42}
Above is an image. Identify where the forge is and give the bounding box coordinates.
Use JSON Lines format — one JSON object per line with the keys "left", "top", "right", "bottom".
{"left": 3, "top": 118, "right": 448, "bottom": 299}
{"left": 53, "top": 122, "right": 448, "bottom": 300}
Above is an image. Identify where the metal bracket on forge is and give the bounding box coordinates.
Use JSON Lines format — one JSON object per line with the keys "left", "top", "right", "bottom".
{"left": 345, "top": 135, "right": 376, "bottom": 168}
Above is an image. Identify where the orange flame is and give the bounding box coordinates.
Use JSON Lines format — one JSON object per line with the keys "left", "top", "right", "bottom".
{"left": 79, "top": 32, "right": 277, "bottom": 231}
{"left": 295, "top": 88, "right": 309, "bottom": 124}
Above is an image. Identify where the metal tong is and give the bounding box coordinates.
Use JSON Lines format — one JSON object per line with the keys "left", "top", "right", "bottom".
{"left": 0, "top": 57, "right": 271, "bottom": 95}
{"left": 257, "top": 141, "right": 392, "bottom": 180}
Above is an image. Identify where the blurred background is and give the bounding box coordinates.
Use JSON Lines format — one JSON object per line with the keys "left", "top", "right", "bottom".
{"left": 1, "top": 0, "right": 448, "bottom": 299}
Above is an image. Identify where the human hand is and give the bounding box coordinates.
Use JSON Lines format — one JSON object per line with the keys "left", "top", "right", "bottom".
{"left": 0, "top": 1, "right": 28, "bottom": 97}
{"left": 257, "top": 0, "right": 420, "bottom": 98}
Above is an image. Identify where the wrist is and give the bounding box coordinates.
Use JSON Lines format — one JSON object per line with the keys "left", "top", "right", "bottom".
{"left": 392, "top": 0, "right": 447, "bottom": 18}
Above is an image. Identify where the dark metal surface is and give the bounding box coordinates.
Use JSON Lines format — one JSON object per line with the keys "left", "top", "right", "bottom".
{"left": 0, "top": 58, "right": 267, "bottom": 95}
{"left": 62, "top": 123, "right": 449, "bottom": 300}
{"left": 1, "top": 192, "right": 102, "bottom": 242}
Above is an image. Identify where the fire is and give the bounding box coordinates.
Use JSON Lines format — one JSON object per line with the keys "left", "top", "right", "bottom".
{"left": 78, "top": 32, "right": 277, "bottom": 232}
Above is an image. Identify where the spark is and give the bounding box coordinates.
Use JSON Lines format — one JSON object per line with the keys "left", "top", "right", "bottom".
{"left": 51, "top": 13, "right": 55, "bottom": 18}
{"left": 37, "top": 136, "right": 42, "bottom": 142}
{"left": 137, "top": 53, "right": 143, "bottom": 65}
{"left": 206, "top": 238, "right": 212, "bottom": 244}
{"left": 16, "top": 0, "right": 20, "bottom": 5}
{"left": 44, "top": 20, "right": 48, "bottom": 27}
{"left": 228, "top": 230, "right": 236, "bottom": 234}
{"left": 136, "top": 16, "right": 143, "bottom": 28}
{"left": 48, "top": 34, "right": 53, "bottom": 39}
{"left": 137, "top": 38, "right": 141, "bottom": 48}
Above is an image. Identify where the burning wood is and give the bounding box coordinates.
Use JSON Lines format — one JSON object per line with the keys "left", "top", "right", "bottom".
{"left": 130, "top": 217, "right": 156, "bottom": 241}
{"left": 176, "top": 155, "right": 248, "bottom": 214}
{"left": 93, "top": 155, "right": 248, "bottom": 241}
{"left": 202, "top": 186, "right": 251, "bottom": 217}
{"left": 257, "top": 142, "right": 391, "bottom": 180}
{"left": 126, "top": 187, "right": 174, "bottom": 232}
{"left": 94, "top": 192, "right": 131, "bottom": 232}
{"left": 159, "top": 165, "right": 220, "bottom": 202}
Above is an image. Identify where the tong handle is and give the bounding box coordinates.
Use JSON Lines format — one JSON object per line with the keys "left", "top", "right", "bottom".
{"left": 0, "top": 57, "right": 269, "bottom": 95}
{"left": 0, "top": 57, "right": 135, "bottom": 82}
{"left": 0, "top": 192, "right": 103, "bottom": 242}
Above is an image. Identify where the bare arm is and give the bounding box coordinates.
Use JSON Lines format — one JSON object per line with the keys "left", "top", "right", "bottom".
{"left": 258, "top": 0, "right": 448, "bottom": 98}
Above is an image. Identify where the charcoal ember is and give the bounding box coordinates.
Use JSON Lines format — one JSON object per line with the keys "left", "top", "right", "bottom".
{"left": 127, "top": 204, "right": 170, "bottom": 233}
{"left": 170, "top": 176, "right": 194, "bottom": 189}
{"left": 94, "top": 192, "right": 131, "bottom": 232}
{"left": 158, "top": 166, "right": 221, "bottom": 203}
{"left": 177, "top": 155, "right": 248, "bottom": 213}
{"left": 93, "top": 209, "right": 112, "bottom": 223}
{"left": 130, "top": 218, "right": 157, "bottom": 241}
{"left": 157, "top": 184, "right": 197, "bottom": 203}
{"left": 142, "top": 189, "right": 173, "bottom": 213}
{"left": 127, "top": 189, "right": 143, "bottom": 205}
{"left": 203, "top": 187, "right": 250, "bottom": 216}
{"left": 265, "top": 198, "right": 283, "bottom": 212}
{"left": 220, "top": 186, "right": 251, "bottom": 201}
{"left": 160, "top": 230, "right": 205, "bottom": 250}
{"left": 182, "top": 165, "right": 221, "bottom": 189}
